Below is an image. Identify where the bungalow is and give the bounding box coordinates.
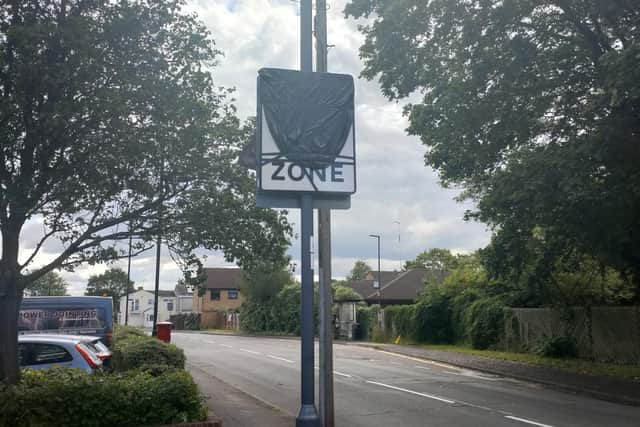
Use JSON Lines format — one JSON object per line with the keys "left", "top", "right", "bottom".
{"left": 346, "top": 268, "right": 446, "bottom": 306}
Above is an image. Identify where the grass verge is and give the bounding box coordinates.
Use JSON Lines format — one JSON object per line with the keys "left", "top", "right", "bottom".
{"left": 414, "top": 344, "right": 640, "bottom": 382}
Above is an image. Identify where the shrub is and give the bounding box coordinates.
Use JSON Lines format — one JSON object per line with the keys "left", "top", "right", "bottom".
{"left": 112, "top": 335, "right": 185, "bottom": 372}
{"left": 464, "top": 297, "right": 505, "bottom": 349}
{"left": 413, "top": 288, "right": 454, "bottom": 343}
{"left": 355, "top": 305, "right": 373, "bottom": 340}
{"left": 112, "top": 324, "right": 146, "bottom": 342}
{"left": 384, "top": 305, "right": 416, "bottom": 340}
{"left": 371, "top": 327, "right": 386, "bottom": 343}
{"left": 535, "top": 336, "right": 578, "bottom": 358}
{"left": 0, "top": 368, "right": 206, "bottom": 427}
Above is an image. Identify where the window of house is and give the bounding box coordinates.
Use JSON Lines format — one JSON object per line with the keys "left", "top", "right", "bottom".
{"left": 210, "top": 289, "right": 220, "bottom": 301}
{"left": 228, "top": 290, "right": 238, "bottom": 300}
{"left": 134, "top": 299, "right": 140, "bottom": 311}
{"left": 148, "top": 299, "right": 153, "bottom": 306}
{"left": 167, "top": 301, "right": 174, "bottom": 311}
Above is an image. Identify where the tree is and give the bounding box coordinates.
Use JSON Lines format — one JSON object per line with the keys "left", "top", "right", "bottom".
{"left": 332, "top": 283, "right": 363, "bottom": 302}
{"left": 346, "top": 2, "right": 640, "bottom": 295}
{"left": 404, "top": 248, "right": 459, "bottom": 272}
{"left": 346, "top": 260, "right": 372, "bottom": 282}
{"left": 85, "top": 268, "right": 134, "bottom": 308}
{"left": 240, "top": 264, "right": 294, "bottom": 304}
{"left": 0, "top": 1, "right": 290, "bottom": 384}
{"left": 24, "top": 271, "right": 68, "bottom": 296}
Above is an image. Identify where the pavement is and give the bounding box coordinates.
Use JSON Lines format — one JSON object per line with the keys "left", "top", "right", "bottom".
{"left": 350, "top": 342, "right": 640, "bottom": 407}
{"left": 189, "top": 363, "right": 291, "bottom": 427}
{"left": 174, "top": 332, "right": 640, "bottom": 427}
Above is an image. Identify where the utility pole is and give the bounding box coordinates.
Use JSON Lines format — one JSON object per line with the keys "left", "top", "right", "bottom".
{"left": 151, "top": 226, "right": 161, "bottom": 336}
{"left": 152, "top": 165, "right": 164, "bottom": 337}
{"left": 125, "top": 232, "right": 132, "bottom": 325}
{"left": 315, "top": 1, "right": 334, "bottom": 426}
{"left": 296, "top": 1, "right": 320, "bottom": 426}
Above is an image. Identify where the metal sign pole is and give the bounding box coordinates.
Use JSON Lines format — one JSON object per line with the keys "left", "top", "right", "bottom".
{"left": 297, "top": 194, "right": 319, "bottom": 426}
{"left": 296, "top": 1, "right": 320, "bottom": 426}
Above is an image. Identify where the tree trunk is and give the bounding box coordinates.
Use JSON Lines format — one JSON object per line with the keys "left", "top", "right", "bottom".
{"left": 0, "top": 229, "right": 22, "bottom": 385}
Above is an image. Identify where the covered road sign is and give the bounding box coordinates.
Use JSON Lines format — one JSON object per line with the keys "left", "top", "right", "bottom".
{"left": 256, "top": 68, "right": 355, "bottom": 208}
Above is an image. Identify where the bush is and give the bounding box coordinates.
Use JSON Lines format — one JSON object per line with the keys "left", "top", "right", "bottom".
{"left": 0, "top": 368, "right": 206, "bottom": 427}
{"left": 464, "top": 297, "right": 505, "bottom": 349}
{"left": 355, "top": 305, "right": 372, "bottom": 340}
{"left": 413, "top": 288, "right": 454, "bottom": 343}
{"left": 384, "top": 305, "right": 416, "bottom": 340}
{"left": 535, "top": 336, "right": 578, "bottom": 358}
{"left": 112, "top": 335, "right": 185, "bottom": 372}
{"left": 112, "top": 324, "right": 146, "bottom": 342}
{"left": 240, "top": 283, "right": 303, "bottom": 335}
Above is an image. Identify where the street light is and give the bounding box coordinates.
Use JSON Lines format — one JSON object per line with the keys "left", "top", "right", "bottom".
{"left": 369, "top": 234, "right": 381, "bottom": 326}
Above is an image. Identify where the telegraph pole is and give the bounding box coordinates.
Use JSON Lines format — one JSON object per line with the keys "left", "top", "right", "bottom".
{"left": 124, "top": 232, "right": 132, "bottom": 325}
{"left": 315, "top": 0, "right": 335, "bottom": 426}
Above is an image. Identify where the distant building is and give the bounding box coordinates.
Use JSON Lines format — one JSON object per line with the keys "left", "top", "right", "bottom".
{"left": 118, "top": 285, "right": 192, "bottom": 328}
{"left": 193, "top": 267, "right": 243, "bottom": 329}
{"left": 346, "top": 269, "right": 446, "bottom": 306}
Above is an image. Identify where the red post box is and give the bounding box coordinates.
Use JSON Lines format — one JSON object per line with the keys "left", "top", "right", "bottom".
{"left": 156, "top": 321, "right": 173, "bottom": 343}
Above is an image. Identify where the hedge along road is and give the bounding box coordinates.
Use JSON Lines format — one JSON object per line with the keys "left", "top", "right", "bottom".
{"left": 172, "top": 333, "right": 640, "bottom": 427}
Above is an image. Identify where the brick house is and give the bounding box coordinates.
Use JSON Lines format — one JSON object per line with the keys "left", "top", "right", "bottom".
{"left": 193, "top": 267, "right": 243, "bottom": 329}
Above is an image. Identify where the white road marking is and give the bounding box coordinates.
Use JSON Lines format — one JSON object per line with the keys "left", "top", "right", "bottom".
{"left": 415, "top": 365, "right": 431, "bottom": 370}
{"left": 366, "top": 380, "right": 455, "bottom": 404}
{"left": 220, "top": 344, "right": 233, "bottom": 348}
{"left": 444, "top": 370, "right": 500, "bottom": 381}
{"left": 333, "top": 371, "right": 352, "bottom": 378}
{"left": 505, "top": 415, "right": 554, "bottom": 427}
{"left": 240, "top": 348, "right": 260, "bottom": 355}
{"left": 268, "top": 355, "right": 295, "bottom": 363}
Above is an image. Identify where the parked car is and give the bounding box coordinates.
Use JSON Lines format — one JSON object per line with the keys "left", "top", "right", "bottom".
{"left": 38, "top": 333, "right": 113, "bottom": 364}
{"left": 18, "top": 334, "right": 104, "bottom": 373}
{"left": 19, "top": 296, "right": 114, "bottom": 346}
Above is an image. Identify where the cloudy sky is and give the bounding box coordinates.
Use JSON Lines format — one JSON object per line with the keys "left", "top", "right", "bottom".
{"left": 21, "top": 0, "right": 490, "bottom": 295}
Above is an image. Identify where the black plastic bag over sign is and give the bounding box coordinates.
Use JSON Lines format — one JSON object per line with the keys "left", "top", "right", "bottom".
{"left": 259, "top": 68, "right": 354, "bottom": 169}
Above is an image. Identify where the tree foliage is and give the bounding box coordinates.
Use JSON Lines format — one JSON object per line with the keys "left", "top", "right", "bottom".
{"left": 85, "top": 268, "right": 134, "bottom": 304}
{"left": 346, "top": 260, "right": 372, "bottom": 282}
{"left": 404, "top": 248, "right": 461, "bottom": 272}
{"left": 346, "top": 1, "right": 640, "bottom": 293}
{"left": 23, "top": 271, "right": 68, "bottom": 296}
{"left": 0, "top": 0, "right": 290, "bottom": 384}
{"left": 332, "top": 283, "right": 363, "bottom": 302}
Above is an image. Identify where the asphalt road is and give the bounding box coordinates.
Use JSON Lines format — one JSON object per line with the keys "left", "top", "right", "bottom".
{"left": 173, "top": 332, "right": 640, "bottom": 427}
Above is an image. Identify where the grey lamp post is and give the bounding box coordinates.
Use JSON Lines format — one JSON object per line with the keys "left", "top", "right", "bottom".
{"left": 369, "top": 234, "right": 381, "bottom": 325}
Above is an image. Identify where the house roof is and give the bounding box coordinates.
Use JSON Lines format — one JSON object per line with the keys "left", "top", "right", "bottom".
{"left": 364, "top": 270, "right": 400, "bottom": 284}
{"left": 345, "top": 270, "right": 400, "bottom": 299}
{"left": 203, "top": 267, "right": 243, "bottom": 290}
{"left": 362, "top": 268, "right": 448, "bottom": 303}
{"left": 139, "top": 290, "right": 175, "bottom": 298}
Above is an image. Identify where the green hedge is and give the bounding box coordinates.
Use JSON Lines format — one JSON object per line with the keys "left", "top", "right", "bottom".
{"left": 384, "top": 305, "right": 416, "bottom": 340}
{"left": 112, "top": 324, "right": 146, "bottom": 342}
{"left": 0, "top": 368, "right": 206, "bottom": 427}
{"left": 413, "top": 289, "right": 454, "bottom": 344}
{"left": 464, "top": 297, "right": 506, "bottom": 349}
{"left": 111, "top": 335, "right": 185, "bottom": 372}
{"left": 535, "top": 336, "right": 578, "bottom": 358}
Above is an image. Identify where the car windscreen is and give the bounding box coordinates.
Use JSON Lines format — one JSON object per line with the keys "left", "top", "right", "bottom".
{"left": 18, "top": 307, "right": 108, "bottom": 335}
